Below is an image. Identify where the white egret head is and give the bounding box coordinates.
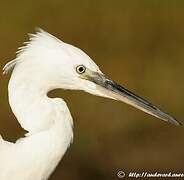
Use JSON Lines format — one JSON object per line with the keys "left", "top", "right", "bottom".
{"left": 4, "top": 29, "right": 181, "bottom": 126}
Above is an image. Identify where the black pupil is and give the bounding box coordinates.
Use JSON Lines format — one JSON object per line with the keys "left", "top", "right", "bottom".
{"left": 78, "top": 66, "right": 84, "bottom": 72}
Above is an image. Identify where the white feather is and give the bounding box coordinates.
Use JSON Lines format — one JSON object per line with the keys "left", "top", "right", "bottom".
{"left": 1, "top": 28, "right": 108, "bottom": 180}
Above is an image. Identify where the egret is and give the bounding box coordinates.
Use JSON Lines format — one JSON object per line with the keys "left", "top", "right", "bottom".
{"left": 1, "top": 29, "right": 181, "bottom": 180}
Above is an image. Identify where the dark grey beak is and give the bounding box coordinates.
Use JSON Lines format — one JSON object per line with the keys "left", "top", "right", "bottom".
{"left": 86, "top": 72, "right": 181, "bottom": 126}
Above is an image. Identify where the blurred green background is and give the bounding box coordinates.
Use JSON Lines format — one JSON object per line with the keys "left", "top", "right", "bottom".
{"left": 0, "top": 0, "right": 184, "bottom": 179}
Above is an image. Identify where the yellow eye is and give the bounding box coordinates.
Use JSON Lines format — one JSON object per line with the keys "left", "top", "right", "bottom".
{"left": 76, "top": 65, "right": 86, "bottom": 74}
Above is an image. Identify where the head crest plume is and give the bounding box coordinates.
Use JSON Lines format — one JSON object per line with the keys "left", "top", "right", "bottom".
{"left": 3, "top": 28, "right": 62, "bottom": 75}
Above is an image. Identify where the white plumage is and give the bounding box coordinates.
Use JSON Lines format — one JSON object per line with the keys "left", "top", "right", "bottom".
{"left": 1, "top": 29, "right": 180, "bottom": 180}
{"left": 1, "top": 29, "right": 98, "bottom": 180}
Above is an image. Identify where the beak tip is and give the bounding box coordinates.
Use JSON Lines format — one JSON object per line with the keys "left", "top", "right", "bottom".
{"left": 177, "top": 121, "right": 182, "bottom": 126}
{"left": 168, "top": 118, "right": 182, "bottom": 126}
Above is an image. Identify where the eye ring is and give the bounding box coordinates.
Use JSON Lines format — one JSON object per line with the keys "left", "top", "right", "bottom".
{"left": 76, "top": 65, "right": 86, "bottom": 74}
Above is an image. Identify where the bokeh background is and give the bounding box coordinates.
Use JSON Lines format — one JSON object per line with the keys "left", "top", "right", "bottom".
{"left": 0, "top": 0, "right": 184, "bottom": 179}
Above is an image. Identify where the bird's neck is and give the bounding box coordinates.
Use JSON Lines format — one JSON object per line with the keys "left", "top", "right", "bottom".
{"left": 6, "top": 67, "right": 74, "bottom": 179}
{"left": 8, "top": 66, "right": 73, "bottom": 145}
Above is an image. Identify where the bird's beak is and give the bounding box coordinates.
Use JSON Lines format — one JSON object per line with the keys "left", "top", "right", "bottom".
{"left": 83, "top": 71, "right": 181, "bottom": 126}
